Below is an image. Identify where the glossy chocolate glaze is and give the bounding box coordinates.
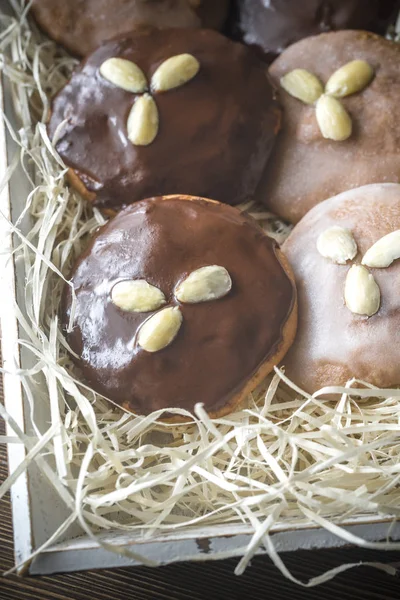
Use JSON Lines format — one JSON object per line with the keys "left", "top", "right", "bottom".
{"left": 31, "top": 0, "right": 230, "bottom": 58}
{"left": 48, "top": 28, "right": 280, "bottom": 210}
{"left": 62, "top": 196, "right": 295, "bottom": 415}
{"left": 236, "top": 0, "right": 399, "bottom": 60}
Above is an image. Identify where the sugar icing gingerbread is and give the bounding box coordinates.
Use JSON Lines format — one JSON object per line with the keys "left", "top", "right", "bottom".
{"left": 260, "top": 30, "right": 400, "bottom": 223}
{"left": 283, "top": 183, "right": 400, "bottom": 393}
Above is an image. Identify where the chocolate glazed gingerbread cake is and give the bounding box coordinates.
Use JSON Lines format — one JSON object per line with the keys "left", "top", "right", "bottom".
{"left": 235, "top": 0, "right": 399, "bottom": 60}
{"left": 62, "top": 196, "right": 297, "bottom": 419}
{"left": 31, "top": 0, "right": 231, "bottom": 57}
{"left": 48, "top": 28, "right": 280, "bottom": 212}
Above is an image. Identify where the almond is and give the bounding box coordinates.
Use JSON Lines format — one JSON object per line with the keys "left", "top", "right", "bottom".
{"left": 100, "top": 58, "right": 148, "bottom": 93}
{"left": 138, "top": 307, "right": 183, "bottom": 353}
{"left": 127, "top": 94, "right": 159, "bottom": 146}
{"left": 175, "top": 265, "right": 232, "bottom": 304}
{"left": 362, "top": 230, "right": 400, "bottom": 268}
{"left": 316, "top": 94, "right": 352, "bottom": 142}
{"left": 151, "top": 54, "right": 200, "bottom": 92}
{"left": 111, "top": 280, "right": 166, "bottom": 313}
{"left": 280, "top": 69, "right": 324, "bottom": 105}
{"left": 325, "top": 60, "right": 374, "bottom": 98}
{"left": 316, "top": 226, "right": 358, "bottom": 264}
{"left": 344, "top": 265, "right": 380, "bottom": 317}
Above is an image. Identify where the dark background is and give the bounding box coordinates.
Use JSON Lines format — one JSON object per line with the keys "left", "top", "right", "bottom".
{"left": 1, "top": 377, "right": 400, "bottom": 599}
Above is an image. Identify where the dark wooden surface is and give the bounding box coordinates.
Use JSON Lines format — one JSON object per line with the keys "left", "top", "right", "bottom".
{"left": 1, "top": 376, "right": 400, "bottom": 599}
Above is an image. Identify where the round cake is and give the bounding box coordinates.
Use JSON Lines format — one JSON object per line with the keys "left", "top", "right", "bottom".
{"left": 282, "top": 183, "right": 400, "bottom": 393}
{"left": 31, "top": 0, "right": 231, "bottom": 57}
{"left": 62, "top": 195, "right": 297, "bottom": 418}
{"left": 48, "top": 28, "right": 280, "bottom": 212}
{"left": 259, "top": 30, "right": 400, "bottom": 224}
{"left": 235, "top": 0, "right": 398, "bottom": 61}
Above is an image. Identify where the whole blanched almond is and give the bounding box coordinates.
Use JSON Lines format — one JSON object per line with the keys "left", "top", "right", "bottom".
{"left": 316, "top": 226, "right": 358, "bottom": 264}
{"left": 100, "top": 58, "right": 148, "bottom": 93}
{"left": 138, "top": 306, "right": 183, "bottom": 352}
{"left": 316, "top": 95, "right": 352, "bottom": 141}
{"left": 344, "top": 265, "right": 380, "bottom": 317}
{"left": 151, "top": 54, "right": 200, "bottom": 92}
{"left": 175, "top": 265, "right": 232, "bottom": 304}
{"left": 362, "top": 230, "right": 400, "bottom": 268}
{"left": 111, "top": 280, "right": 166, "bottom": 312}
{"left": 280, "top": 69, "right": 324, "bottom": 105}
{"left": 127, "top": 94, "right": 159, "bottom": 146}
{"left": 325, "top": 60, "right": 374, "bottom": 98}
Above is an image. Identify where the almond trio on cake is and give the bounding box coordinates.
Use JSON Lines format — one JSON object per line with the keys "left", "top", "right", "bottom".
{"left": 29, "top": 0, "right": 400, "bottom": 416}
